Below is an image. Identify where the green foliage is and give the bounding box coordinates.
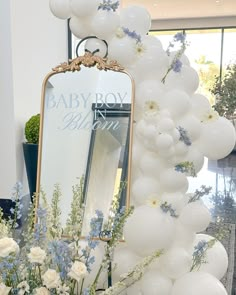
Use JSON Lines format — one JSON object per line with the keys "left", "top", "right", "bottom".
{"left": 25, "top": 114, "right": 40, "bottom": 144}
{"left": 211, "top": 63, "right": 236, "bottom": 118}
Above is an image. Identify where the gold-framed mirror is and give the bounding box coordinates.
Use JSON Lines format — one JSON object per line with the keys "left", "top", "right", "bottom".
{"left": 36, "top": 53, "right": 135, "bottom": 238}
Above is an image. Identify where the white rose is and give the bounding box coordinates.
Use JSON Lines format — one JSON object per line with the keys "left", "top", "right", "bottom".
{"left": 0, "top": 283, "right": 11, "bottom": 295}
{"left": 68, "top": 261, "right": 88, "bottom": 282}
{"left": 28, "top": 247, "right": 46, "bottom": 264}
{"left": 34, "top": 287, "right": 50, "bottom": 295}
{"left": 0, "top": 237, "right": 19, "bottom": 258}
{"left": 42, "top": 269, "right": 61, "bottom": 289}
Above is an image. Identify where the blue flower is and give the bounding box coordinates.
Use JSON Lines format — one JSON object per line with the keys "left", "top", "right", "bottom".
{"left": 174, "top": 32, "right": 186, "bottom": 42}
{"left": 177, "top": 126, "right": 192, "bottom": 146}
{"left": 98, "top": 0, "right": 119, "bottom": 12}
{"left": 172, "top": 59, "right": 182, "bottom": 72}
{"left": 122, "top": 27, "right": 142, "bottom": 43}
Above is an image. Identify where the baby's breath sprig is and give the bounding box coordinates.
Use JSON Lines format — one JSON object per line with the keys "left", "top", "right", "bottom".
{"left": 65, "top": 176, "right": 85, "bottom": 239}
{"left": 190, "top": 239, "right": 216, "bottom": 271}
{"left": 98, "top": 0, "right": 119, "bottom": 12}
{"left": 48, "top": 184, "right": 62, "bottom": 239}
{"left": 99, "top": 250, "right": 163, "bottom": 295}
{"left": 177, "top": 126, "right": 192, "bottom": 146}
{"left": 122, "top": 27, "right": 142, "bottom": 44}
{"left": 160, "top": 202, "right": 178, "bottom": 218}
{"left": 162, "top": 32, "right": 188, "bottom": 83}
{"left": 188, "top": 185, "right": 212, "bottom": 203}
{"left": 175, "top": 161, "right": 196, "bottom": 177}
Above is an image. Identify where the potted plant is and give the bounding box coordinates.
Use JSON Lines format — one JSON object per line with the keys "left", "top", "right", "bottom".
{"left": 211, "top": 63, "right": 236, "bottom": 119}
{"left": 22, "top": 114, "right": 40, "bottom": 200}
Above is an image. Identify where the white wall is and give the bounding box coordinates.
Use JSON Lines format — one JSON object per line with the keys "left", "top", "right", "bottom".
{"left": 0, "top": 0, "right": 68, "bottom": 198}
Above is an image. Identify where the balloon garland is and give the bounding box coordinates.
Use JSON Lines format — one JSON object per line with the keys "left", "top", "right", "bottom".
{"left": 49, "top": 1, "right": 235, "bottom": 294}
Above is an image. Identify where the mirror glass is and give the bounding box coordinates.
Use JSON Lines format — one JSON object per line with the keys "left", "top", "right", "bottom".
{"left": 38, "top": 64, "right": 133, "bottom": 236}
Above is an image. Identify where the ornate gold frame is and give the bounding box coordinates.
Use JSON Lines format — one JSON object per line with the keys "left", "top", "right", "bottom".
{"left": 35, "top": 53, "right": 135, "bottom": 233}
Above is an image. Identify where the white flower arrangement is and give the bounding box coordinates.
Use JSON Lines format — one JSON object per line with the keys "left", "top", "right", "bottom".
{"left": 0, "top": 181, "right": 162, "bottom": 295}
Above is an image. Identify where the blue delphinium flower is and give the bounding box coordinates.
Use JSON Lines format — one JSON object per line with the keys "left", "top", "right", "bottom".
{"left": 174, "top": 32, "right": 186, "bottom": 43}
{"left": 98, "top": 0, "right": 119, "bottom": 12}
{"left": 122, "top": 27, "right": 142, "bottom": 43}
{"left": 48, "top": 240, "right": 72, "bottom": 280}
{"left": 160, "top": 202, "right": 178, "bottom": 218}
{"left": 34, "top": 207, "right": 47, "bottom": 245}
{"left": 172, "top": 59, "right": 182, "bottom": 72}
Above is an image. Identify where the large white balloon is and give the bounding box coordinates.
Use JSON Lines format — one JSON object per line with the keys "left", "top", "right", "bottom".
{"left": 161, "top": 247, "right": 192, "bottom": 279}
{"left": 192, "top": 234, "right": 228, "bottom": 280}
{"left": 124, "top": 206, "right": 175, "bottom": 256}
{"left": 120, "top": 6, "right": 151, "bottom": 35}
{"left": 69, "top": 16, "right": 92, "bottom": 39}
{"left": 49, "top": 0, "right": 71, "bottom": 19}
{"left": 197, "top": 117, "right": 236, "bottom": 160}
{"left": 165, "top": 66, "right": 199, "bottom": 95}
{"left": 91, "top": 10, "right": 120, "bottom": 40}
{"left": 113, "top": 247, "right": 141, "bottom": 282}
{"left": 160, "top": 90, "right": 191, "bottom": 120}
{"left": 179, "top": 201, "right": 211, "bottom": 232}
{"left": 141, "top": 270, "right": 172, "bottom": 295}
{"left": 139, "top": 152, "right": 168, "bottom": 177}
{"left": 159, "top": 168, "right": 189, "bottom": 193}
{"left": 131, "top": 176, "right": 161, "bottom": 205}
{"left": 108, "top": 36, "right": 136, "bottom": 66}
{"left": 70, "top": 0, "right": 100, "bottom": 18}
{"left": 171, "top": 272, "right": 227, "bottom": 295}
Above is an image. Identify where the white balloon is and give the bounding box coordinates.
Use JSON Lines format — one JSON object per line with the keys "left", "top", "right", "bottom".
{"left": 108, "top": 36, "right": 136, "bottom": 66}
{"left": 85, "top": 38, "right": 107, "bottom": 58}
{"left": 69, "top": 16, "right": 92, "bottom": 39}
{"left": 127, "top": 282, "right": 142, "bottom": 295}
{"left": 141, "top": 35, "right": 163, "bottom": 51}
{"left": 171, "top": 272, "right": 227, "bottom": 295}
{"left": 197, "top": 117, "right": 236, "bottom": 160}
{"left": 158, "top": 146, "right": 175, "bottom": 158}
{"left": 174, "top": 141, "right": 189, "bottom": 157}
{"left": 124, "top": 206, "right": 175, "bottom": 255}
{"left": 70, "top": 0, "right": 99, "bottom": 18}
{"left": 135, "top": 80, "right": 164, "bottom": 109}
{"left": 171, "top": 128, "right": 181, "bottom": 143}
{"left": 191, "top": 93, "right": 211, "bottom": 119}
{"left": 160, "top": 90, "right": 191, "bottom": 120}
{"left": 172, "top": 221, "right": 195, "bottom": 250}
{"left": 139, "top": 152, "right": 168, "bottom": 177}
{"left": 49, "top": 0, "right": 71, "bottom": 19}
{"left": 91, "top": 10, "right": 120, "bottom": 40}
{"left": 132, "top": 47, "right": 169, "bottom": 80}
{"left": 185, "top": 147, "right": 204, "bottom": 173}
{"left": 168, "top": 51, "right": 190, "bottom": 66}
{"left": 160, "top": 168, "right": 189, "bottom": 193}
{"left": 161, "top": 247, "right": 192, "bottom": 279}
{"left": 165, "top": 65, "right": 199, "bottom": 95}
{"left": 141, "top": 270, "right": 172, "bottom": 295}
{"left": 120, "top": 5, "right": 151, "bottom": 35}
{"left": 179, "top": 201, "right": 211, "bottom": 232}
{"left": 113, "top": 247, "right": 141, "bottom": 282}
{"left": 177, "top": 115, "right": 201, "bottom": 141}
{"left": 132, "top": 176, "right": 161, "bottom": 205}
{"left": 158, "top": 118, "right": 175, "bottom": 133}
{"left": 156, "top": 133, "right": 174, "bottom": 151}
{"left": 192, "top": 234, "right": 228, "bottom": 280}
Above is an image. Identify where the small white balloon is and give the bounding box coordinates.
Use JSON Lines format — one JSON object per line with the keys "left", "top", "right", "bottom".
{"left": 177, "top": 115, "right": 202, "bottom": 141}
{"left": 179, "top": 201, "right": 211, "bottom": 232}
{"left": 124, "top": 206, "right": 175, "bottom": 256}
{"left": 141, "top": 270, "right": 172, "bottom": 295}
{"left": 70, "top": 0, "right": 100, "bottom": 18}
{"left": 132, "top": 176, "right": 161, "bottom": 205}
{"left": 49, "top": 0, "right": 71, "bottom": 19}
{"left": 168, "top": 51, "right": 190, "bottom": 66}
{"left": 158, "top": 118, "right": 175, "bottom": 133}
{"left": 171, "top": 271, "right": 227, "bottom": 295}
{"left": 161, "top": 192, "right": 185, "bottom": 214}
{"left": 85, "top": 38, "right": 107, "bottom": 58}
{"left": 91, "top": 10, "right": 120, "bottom": 40}
{"left": 161, "top": 247, "right": 192, "bottom": 279}
{"left": 156, "top": 133, "right": 174, "bottom": 150}
{"left": 197, "top": 117, "right": 236, "bottom": 160}
{"left": 69, "top": 16, "right": 92, "bottom": 39}
{"left": 185, "top": 147, "right": 204, "bottom": 173}
{"left": 120, "top": 5, "right": 151, "bottom": 35}
{"left": 160, "top": 168, "right": 189, "bottom": 193}
{"left": 172, "top": 221, "right": 195, "bottom": 250}
{"left": 139, "top": 152, "right": 168, "bottom": 177}
{"left": 192, "top": 234, "right": 228, "bottom": 280}
{"left": 141, "top": 35, "right": 163, "bottom": 51}
{"left": 174, "top": 141, "right": 189, "bottom": 157}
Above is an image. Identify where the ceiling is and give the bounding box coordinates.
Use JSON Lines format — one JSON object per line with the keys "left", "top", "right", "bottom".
{"left": 121, "top": 0, "right": 236, "bottom": 20}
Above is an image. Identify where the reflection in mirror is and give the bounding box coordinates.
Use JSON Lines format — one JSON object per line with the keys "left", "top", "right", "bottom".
{"left": 37, "top": 62, "right": 133, "bottom": 238}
